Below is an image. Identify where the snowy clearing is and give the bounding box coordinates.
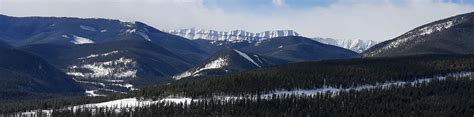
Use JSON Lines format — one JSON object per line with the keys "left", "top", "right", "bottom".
{"left": 234, "top": 49, "right": 261, "bottom": 67}
{"left": 71, "top": 35, "right": 95, "bottom": 44}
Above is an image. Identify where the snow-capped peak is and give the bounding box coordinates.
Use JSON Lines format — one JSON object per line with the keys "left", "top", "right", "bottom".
{"left": 312, "top": 37, "right": 378, "bottom": 53}
{"left": 166, "top": 28, "right": 299, "bottom": 42}
{"left": 167, "top": 28, "right": 376, "bottom": 53}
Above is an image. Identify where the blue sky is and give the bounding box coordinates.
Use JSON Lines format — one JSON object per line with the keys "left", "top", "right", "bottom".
{"left": 1, "top": 0, "right": 474, "bottom": 41}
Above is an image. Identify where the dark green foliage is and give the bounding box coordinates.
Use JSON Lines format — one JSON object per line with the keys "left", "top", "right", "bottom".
{"left": 0, "top": 48, "right": 83, "bottom": 101}
{"left": 1, "top": 54, "right": 474, "bottom": 116}
{"left": 134, "top": 54, "right": 474, "bottom": 98}
{"left": 241, "top": 36, "right": 359, "bottom": 62}
{"left": 0, "top": 94, "right": 129, "bottom": 114}
{"left": 193, "top": 36, "right": 359, "bottom": 62}
{"left": 48, "top": 78, "right": 474, "bottom": 116}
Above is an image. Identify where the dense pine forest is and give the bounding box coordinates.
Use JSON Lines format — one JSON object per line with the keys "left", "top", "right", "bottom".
{"left": 23, "top": 77, "right": 474, "bottom": 116}
{"left": 134, "top": 54, "right": 474, "bottom": 99}
{"left": 1, "top": 54, "right": 474, "bottom": 116}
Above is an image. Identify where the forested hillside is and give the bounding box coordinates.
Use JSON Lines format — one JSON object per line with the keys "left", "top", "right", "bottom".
{"left": 1, "top": 54, "right": 473, "bottom": 116}
{"left": 52, "top": 78, "right": 474, "bottom": 116}
{"left": 135, "top": 54, "right": 474, "bottom": 98}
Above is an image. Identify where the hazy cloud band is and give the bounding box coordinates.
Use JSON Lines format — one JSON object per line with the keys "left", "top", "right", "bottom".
{"left": 0, "top": 0, "right": 473, "bottom": 41}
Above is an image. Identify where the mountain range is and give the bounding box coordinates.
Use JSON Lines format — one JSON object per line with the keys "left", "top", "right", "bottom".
{"left": 0, "top": 14, "right": 212, "bottom": 95}
{"left": 166, "top": 28, "right": 378, "bottom": 53}
{"left": 312, "top": 37, "right": 378, "bottom": 53}
{"left": 2, "top": 11, "right": 474, "bottom": 98}
{"left": 166, "top": 28, "right": 300, "bottom": 42}
{"left": 0, "top": 15, "right": 358, "bottom": 96}
{"left": 4, "top": 8, "right": 474, "bottom": 116}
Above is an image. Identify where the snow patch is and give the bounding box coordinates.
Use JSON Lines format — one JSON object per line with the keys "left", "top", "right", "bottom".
{"left": 114, "top": 71, "right": 138, "bottom": 78}
{"left": 126, "top": 29, "right": 152, "bottom": 41}
{"left": 61, "top": 34, "right": 69, "bottom": 38}
{"left": 73, "top": 79, "right": 106, "bottom": 87}
{"left": 19, "top": 110, "right": 52, "bottom": 117}
{"left": 199, "top": 57, "right": 229, "bottom": 70}
{"left": 106, "top": 80, "right": 125, "bottom": 83}
{"left": 173, "top": 71, "right": 193, "bottom": 80}
{"left": 80, "top": 25, "right": 97, "bottom": 32}
{"left": 71, "top": 35, "right": 95, "bottom": 45}
{"left": 74, "top": 97, "right": 193, "bottom": 110}
{"left": 312, "top": 38, "right": 378, "bottom": 53}
{"left": 419, "top": 20, "right": 455, "bottom": 35}
{"left": 125, "top": 29, "right": 136, "bottom": 33}
{"left": 254, "top": 55, "right": 264, "bottom": 64}
{"left": 20, "top": 97, "right": 195, "bottom": 114}
{"left": 234, "top": 49, "right": 261, "bottom": 67}
{"left": 174, "top": 57, "right": 229, "bottom": 80}
{"left": 67, "top": 57, "right": 137, "bottom": 79}
{"left": 254, "top": 41, "right": 262, "bottom": 46}
{"left": 85, "top": 90, "right": 106, "bottom": 97}
{"left": 78, "top": 51, "right": 120, "bottom": 60}
{"left": 136, "top": 31, "right": 152, "bottom": 42}
{"left": 79, "top": 98, "right": 156, "bottom": 108}
{"left": 262, "top": 72, "right": 472, "bottom": 97}
{"left": 111, "top": 83, "right": 139, "bottom": 91}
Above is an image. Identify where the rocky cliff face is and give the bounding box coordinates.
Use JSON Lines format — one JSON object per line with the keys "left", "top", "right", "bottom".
{"left": 166, "top": 28, "right": 299, "bottom": 42}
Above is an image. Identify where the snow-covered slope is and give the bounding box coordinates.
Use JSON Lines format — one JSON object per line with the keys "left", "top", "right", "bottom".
{"left": 63, "top": 35, "right": 95, "bottom": 45}
{"left": 312, "top": 38, "right": 378, "bottom": 53}
{"left": 363, "top": 12, "right": 473, "bottom": 57}
{"left": 166, "top": 28, "right": 299, "bottom": 42}
{"left": 19, "top": 97, "right": 194, "bottom": 116}
{"left": 234, "top": 49, "right": 262, "bottom": 68}
{"left": 173, "top": 49, "right": 285, "bottom": 80}
{"left": 173, "top": 56, "right": 229, "bottom": 80}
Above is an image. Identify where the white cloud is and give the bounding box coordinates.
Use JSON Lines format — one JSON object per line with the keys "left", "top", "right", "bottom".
{"left": 0, "top": 0, "right": 473, "bottom": 41}
{"left": 272, "top": 0, "right": 286, "bottom": 7}
{"left": 290, "top": 0, "right": 474, "bottom": 41}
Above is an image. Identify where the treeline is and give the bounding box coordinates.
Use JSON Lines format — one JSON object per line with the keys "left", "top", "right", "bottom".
{"left": 2, "top": 54, "right": 474, "bottom": 115}
{"left": 0, "top": 94, "right": 129, "bottom": 114}
{"left": 48, "top": 78, "right": 474, "bottom": 116}
{"left": 133, "top": 54, "right": 474, "bottom": 99}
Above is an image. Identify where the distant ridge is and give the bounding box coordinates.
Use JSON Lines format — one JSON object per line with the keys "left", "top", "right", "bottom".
{"left": 363, "top": 12, "right": 474, "bottom": 57}
{"left": 166, "top": 28, "right": 299, "bottom": 42}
